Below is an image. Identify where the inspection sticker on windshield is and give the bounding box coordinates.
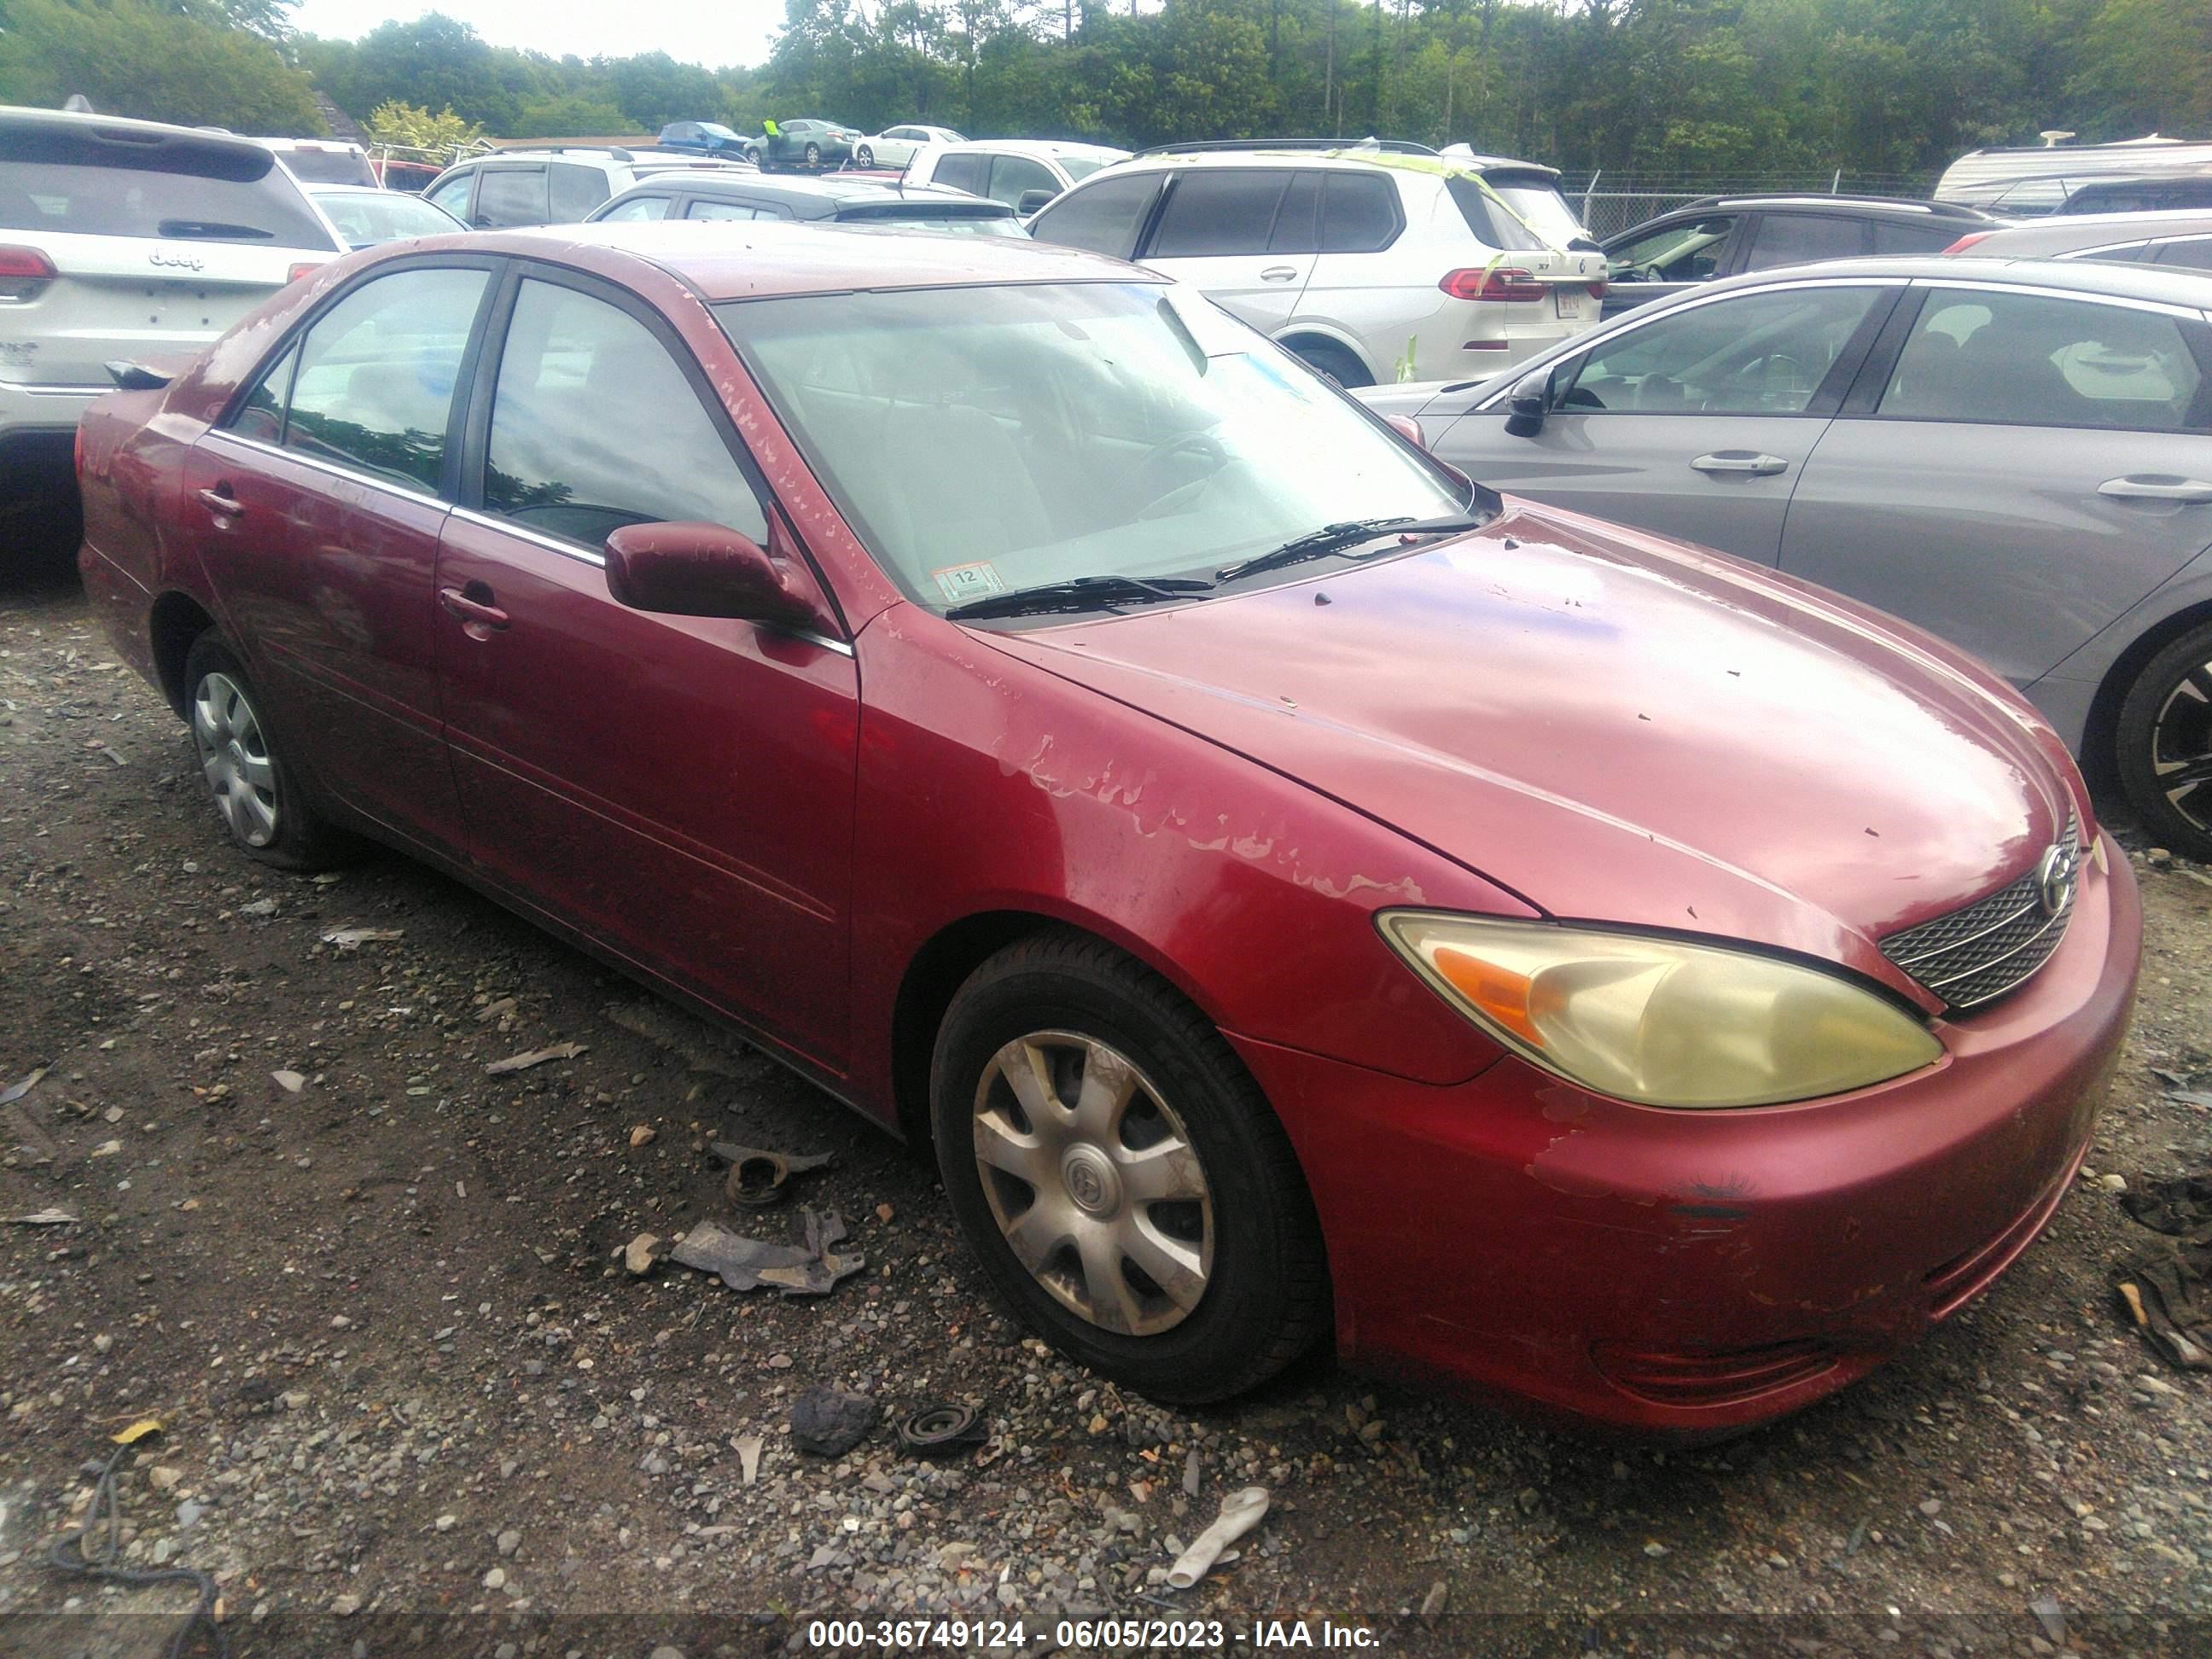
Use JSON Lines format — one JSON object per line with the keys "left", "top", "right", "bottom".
{"left": 932, "top": 562, "right": 1007, "bottom": 604}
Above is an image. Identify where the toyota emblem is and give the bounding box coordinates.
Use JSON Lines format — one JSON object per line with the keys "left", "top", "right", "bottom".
{"left": 2035, "top": 843, "right": 2078, "bottom": 918}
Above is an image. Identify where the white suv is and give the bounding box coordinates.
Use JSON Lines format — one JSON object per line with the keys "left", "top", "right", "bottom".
{"left": 902, "top": 140, "right": 1131, "bottom": 212}
{"left": 1026, "top": 141, "right": 1610, "bottom": 387}
{"left": 1, "top": 105, "right": 346, "bottom": 551}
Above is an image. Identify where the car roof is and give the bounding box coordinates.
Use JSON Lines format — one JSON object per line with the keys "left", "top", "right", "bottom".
{"left": 1691, "top": 253, "right": 2212, "bottom": 306}
{"left": 621, "top": 173, "right": 986, "bottom": 205}
{"left": 1133, "top": 143, "right": 1553, "bottom": 180}
{"left": 1972, "top": 209, "right": 2212, "bottom": 247}
{"left": 936, "top": 139, "right": 1129, "bottom": 160}
{"left": 454, "top": 218, "right": 1146, "bottom": 299}
{"left": 0, "top": 102, "right": 292, "bottom": 173}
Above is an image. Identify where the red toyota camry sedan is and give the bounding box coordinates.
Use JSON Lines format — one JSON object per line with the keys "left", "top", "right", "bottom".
{"left": 76, "top": 224, "right": 2139, "bottom": 1432}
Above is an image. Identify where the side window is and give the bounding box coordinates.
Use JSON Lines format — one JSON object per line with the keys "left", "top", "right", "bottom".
{"left": 1567, "top": 285, "right": 1880, "bottom": 416}
{"left": 1030, "top": 172, "right": 1163, "bottom": 258}
{"left": 232, "top": 345, "right": 297, "bottom": 443}
{"left": 474, "top": 168, "right": 548, "bottom": 229}
{"left": 550, "top": 163, "right": 609, "bottom": 222}
{"left": 688, "top": 201, "right": 760, "bottom": 220}
{"left": 482, "top": 278, "right": 770, "bottom": 548}
{"left": 1268, "top": 171, "right": 1322, "bottom": 253}
{"left": 427, "top": 173, "right": 473, "bottom": 221}
{"left": 599, "top": 195, "right": 670, "bottom": 223}
{"left": 2156, "top": 237, "right": 2212, "bottom": 272}
{"left": 1318, "top": 172, "right": 1399, "bottom": 253}
{"left": 1878, "top": 290, "right": 2203, "bottom": 431}
{"left": 934, "top": 154, "right": 989, "bottom": 195}
{"left": 1869, "top": 219, "right": 1967, "bottom": 256}
{"left": 1150, "top": 171, "right": 1294, "bottom": 258}
{"left": 1607, "top": 215, "right": 1734, "bottom": 282}
{"left": 1741, "top": 213, "right": 1868, "bottom": 271}
{"left": 987, "top": 154, "right": 1059, "bottom": 208}
{"left": 282, "top": 266, "right": 489, "bottom": 490}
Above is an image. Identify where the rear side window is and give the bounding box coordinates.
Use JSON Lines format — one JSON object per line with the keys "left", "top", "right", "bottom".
{"left": 0, "top": 127, "right": 340, "bottom": 250}
{"left": 1742, "top": 213, "right": 1867, "bottom": 271}
{"left": 1151, "top": 171, "right": 1293, "bottom": 257}
{"left": 690, "top": 201, "right": 764, "bottom": 220}
{"left": 482, "top": 279, "right": 769, "bottom": 547}
{"left": 2156, "top": 237, "right": 2212, "bottom": 271}
{"left": 280, "top": 266, "right": 490, "bottom": 490}
{"left": 1878, "top": 289, "right": 2203, "bottom": 430}
{"left": 934, "top": 154, "right": 989, "bottom": 195}
{"left": 550, "top": 164, "right": 608, "bottom": 222}
{"left": 474, "top": 168, "right": 548, "bottom": 228}
{"left": 598, "top": 195, "right": 670, "bottom": 223}
{"left": 1319, "top": 172, "right": 1399, "bottom": 253}
{"left": 1031, "top": 172, "right": 1161, "bottom": 258}
{"left": 426, "top": 173, "right": 473, "bottom": 219}
{"left": 1869, "top": 219, "right": 1965, "bottom": 255}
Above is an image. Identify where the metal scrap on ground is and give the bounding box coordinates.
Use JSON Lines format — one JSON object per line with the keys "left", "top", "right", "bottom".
{"left": 669, "top": 1208, "right": 865, "bottom": 1297}
{"left": 1, "top": 1067, "right": 49, "bottom": 1106}
{"left": 321, "top": 926, "right": 405, "bottom": 947}
{"left": 711, "top": 1138, "right": 835, "bottom": 1208}
{"left": 486, "top": 1043, "right": 588, "bottom": 1075}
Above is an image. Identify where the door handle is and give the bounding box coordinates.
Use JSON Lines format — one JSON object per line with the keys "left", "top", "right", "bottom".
{"left": 2098, "top": 474, "right": 2212, "bottom": 504}
{"left": 195, "top": 484, "right": 243, "bottom": 516}
{"left": 1259, "top": 265, "right": 1299, "bottom": 282}
{"left": 1690, "top": 451, "right": 1789, "bottom": 476}
{"left": 438, "top": 585, "right": 510, "bottom": 631}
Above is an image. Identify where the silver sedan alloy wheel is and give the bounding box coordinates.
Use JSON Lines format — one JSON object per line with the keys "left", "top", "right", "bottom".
{"left": 2153, "top": 657, "right": 2212, "bottom": 834}
{"left": 971, "top": 1030, "right": 1214, "bottom": 1337}
{"left": 191, "top": 672, "right": 280, "bottom": 848}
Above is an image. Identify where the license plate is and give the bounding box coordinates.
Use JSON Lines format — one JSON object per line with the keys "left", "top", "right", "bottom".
{"left": 1554, "top": 288, "right": 1589, "bottom": 319}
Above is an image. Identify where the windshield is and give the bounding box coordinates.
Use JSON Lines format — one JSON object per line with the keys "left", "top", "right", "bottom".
{"left": 1062, "top": 155, "right": 1116, "bottom": 183}
{"left": 719, "top": 281, "right": 1467, "bottom": 613}
{"left": 315, "top": 189, "right": 461, "bottom": 246}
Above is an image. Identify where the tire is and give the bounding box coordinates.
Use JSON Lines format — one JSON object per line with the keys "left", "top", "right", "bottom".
{"left": 2116, "top": 620, "right": 2212, "bottom": 861}
{"left": 803, "top": 143, "right": 821, "bottom": 168}
{"left": 930, "top": 928, "right": 1330, "bottom": 1403}
{"left": 856, "top": 144, "right": 874, "bottom": 167}
{"left": 1289, "top": 340, "right": 1372, "bottom": 390}
{"left": 183, "top": 634, "right": 352, "bottom": 871}
{"left": 742, "top": 145, "right": 762, "bottom": 167}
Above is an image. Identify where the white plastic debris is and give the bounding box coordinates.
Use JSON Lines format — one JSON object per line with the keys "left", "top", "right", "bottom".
{"left": 1165, "top": 1485, "right": 1269, "bottom": 1589}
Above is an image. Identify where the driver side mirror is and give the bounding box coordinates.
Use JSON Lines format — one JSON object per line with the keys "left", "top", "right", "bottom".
{"left": 1016, "top": 189, "right": 1057, "bottom": 215}
{"left": 1504, "top": 370, "right": 1551, "bottom": 438}
{"left": 603, "top": 521, "right": 838, "bottom": 637}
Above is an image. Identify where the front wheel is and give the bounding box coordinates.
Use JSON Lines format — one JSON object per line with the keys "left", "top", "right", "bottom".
{"left": 855, "top": 144, "right": 875, "bottom": 167}
{"left": 803, "top": 143, "right": 821, "bottom": 167}
{"left": 930, "top": 929, "right": 1330, "bottom": 1402}
{"left": 1289, "top": 340, "right": 1372, "bottom": 390}
{"left": 184, "top": 634, "right": 352, "bottom": 870}
{"left": 2116, "top": 620, "right": 2212, "bottom": 861}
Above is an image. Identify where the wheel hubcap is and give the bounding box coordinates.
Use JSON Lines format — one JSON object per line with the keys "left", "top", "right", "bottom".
{"left": 2152, "top": 659, "right": 2212, "bottom": 833}
{"left": 190, "top": 672, "right": 280, "bottom": 848}
{"left": 971, "top": 1031, "right": 1213, "bottom": 1337}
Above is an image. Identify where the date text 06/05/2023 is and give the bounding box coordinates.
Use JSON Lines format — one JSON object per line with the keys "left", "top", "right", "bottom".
{"left": 802, "top": 1617, "right": 1384, "bottom": 1650}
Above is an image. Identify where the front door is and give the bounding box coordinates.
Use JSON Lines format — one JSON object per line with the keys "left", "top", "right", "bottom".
{"left": 434, "top": 270, "right": 859, "bottom": 1065}
{"left": 188, "top": 260, "right": 492, "bottom": 859}
{"left": 1435, "top": 282, "right": 1895, "bottom": 565}
{"left": 1782, "top": 282, "right": 2212, "bottom": 687}
{"left": 1139, "top": 169, "right": 1316, "bottom": 335}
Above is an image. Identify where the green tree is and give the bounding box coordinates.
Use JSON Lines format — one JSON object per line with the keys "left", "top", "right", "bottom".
{"left": 361, "top": 100, "right": 486, "bottom": 150}
{"left": 2067, "top": 0, "right": 2212, "bottom": 138}
{"left": 0, "top": 0, "right": 323, "bottom": 131}
{"left": 510, "top": 95, "right": 638, "bottom": 137}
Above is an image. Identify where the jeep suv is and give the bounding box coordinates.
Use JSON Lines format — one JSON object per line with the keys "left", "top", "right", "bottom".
{"left": 1025, "top": 140, "right": 1608, "bottom": 387}
{"left": 422, "top": 147, "right": 754, "bottom": 230}
{"left": 0, "top": 104, "right": 345, "bottom": 554}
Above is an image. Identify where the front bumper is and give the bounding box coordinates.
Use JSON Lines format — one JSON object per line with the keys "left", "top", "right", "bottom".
{"left": 1229, "top": 836, "right": 2141, "bottom": 1433}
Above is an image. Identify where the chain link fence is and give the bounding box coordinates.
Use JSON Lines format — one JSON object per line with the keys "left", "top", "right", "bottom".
{"left": 1557, "top": 172, "right": 1941, "bottom": 239}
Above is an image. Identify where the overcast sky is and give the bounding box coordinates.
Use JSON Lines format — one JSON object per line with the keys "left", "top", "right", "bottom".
{"left": 289, "top": 1, "right": 787, "bottom": 72}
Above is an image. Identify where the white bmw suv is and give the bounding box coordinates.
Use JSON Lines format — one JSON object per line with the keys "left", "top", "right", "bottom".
{"left": 1026, "top": 140, "right": 1610, "bottom": 387}
{"left": 1, "top": 105, "right": 345, "bottom": 551}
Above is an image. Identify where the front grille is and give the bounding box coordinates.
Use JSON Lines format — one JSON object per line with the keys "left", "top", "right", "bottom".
{"left": 1879, "top": 810, "right": 2080, "bottom": 1012}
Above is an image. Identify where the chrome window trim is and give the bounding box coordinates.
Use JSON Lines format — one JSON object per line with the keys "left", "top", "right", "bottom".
{"left": 1472, "top": 276, "right": 1912, "bottom": 410}
{"left": 205, "top": 428, "right": 445, "bottom": 509}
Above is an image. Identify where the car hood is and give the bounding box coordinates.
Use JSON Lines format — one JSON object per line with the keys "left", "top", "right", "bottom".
{"left": 975, "top": 501, "right": 2079, "bottom": 999}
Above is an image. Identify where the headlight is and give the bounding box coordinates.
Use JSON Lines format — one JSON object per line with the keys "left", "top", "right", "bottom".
{"left": 1377, "top": 911, "right": 1942, "bottom": 1109}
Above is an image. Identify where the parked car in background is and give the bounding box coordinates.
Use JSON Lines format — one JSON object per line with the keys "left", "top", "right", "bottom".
{"left": 306, "top": 182, "right": 465, "bottom": 249}
{"left": 422, "top": 147, "right": 753, "bottom": 229}
{"left": 590, "top": 172, "right": 1023, "bottom": 236}
{"left": 1937, "top": 137, "right": 2212, "bottom": 214}
{"left": 1026, "top": 140, "right": 1606, "bottom": 387}
{"left": 1944, "top": 208, "right": 2212, "bottom": 271}
{"left": 2055, "top": 173, "right": 2212, "bottom": 216}
{"left": 1371, "top": 256, "right": 2212, "bottom": 860}
{"left": 1599, "top": 195, "right": 2001, "bottom": 317}
{"left": 76, "top": 219, "right": 2136, "bottom": 1431}
{"left": 903, "top": 139, "right": 1130, "bottom": 212}
{"left": 0, "top": 103, "right": 343, "bottom": 556}
{"left": 744, "top": 119, "right": 862, "bottom": 171}
{"left": 855, "top": 125, "right": 963, "bottom": 168}
{"left": 256, "top": 137, "right": 378, "bottom": 188}
{"left": 658, "top": 120, "right": 749, "bottom": 155}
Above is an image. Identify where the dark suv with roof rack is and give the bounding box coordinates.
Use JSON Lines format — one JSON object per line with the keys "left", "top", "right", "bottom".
{"left": 1599, "top": 195, "right": 2002, "bottom": 317}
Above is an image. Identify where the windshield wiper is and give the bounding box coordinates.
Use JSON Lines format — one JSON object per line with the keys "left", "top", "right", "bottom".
{"left": 1215, "top": 513, "right": 1492, "bottom": 584}
{"left": 944, "top": 573, "right": 1216, "bottom": 620}
{"left": 157, "top": 219, "right": 275, "bottom": 241}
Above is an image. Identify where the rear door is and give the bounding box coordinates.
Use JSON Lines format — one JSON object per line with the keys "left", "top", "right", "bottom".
{"left": 188, "top": 259, "right": 495, "bottom": 859}
{"left": 469, "top": 165, "right": 548, "bottom": 229}
{"left": 1138, "top": 169, "right": 1314, "bottom": 332}
{"left": 1735, "top": 211, "right": 1871, "bottom": 274}
{"left": 1780, "top": 282, "right": 2212, "bottom": 687}
{"left": 1434, "top": 280, "right": 1897, "bottom": 563}
{"left": 984, "top": 153, "right": 1062, "bottom": 212}
{"left": 434, "top": 268, "right": 859, "bottom": 1062}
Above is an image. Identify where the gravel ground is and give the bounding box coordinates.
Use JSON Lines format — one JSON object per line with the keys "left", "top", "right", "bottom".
{"left": 2, "top": 552, "right": 2209, "bottom": 1657}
